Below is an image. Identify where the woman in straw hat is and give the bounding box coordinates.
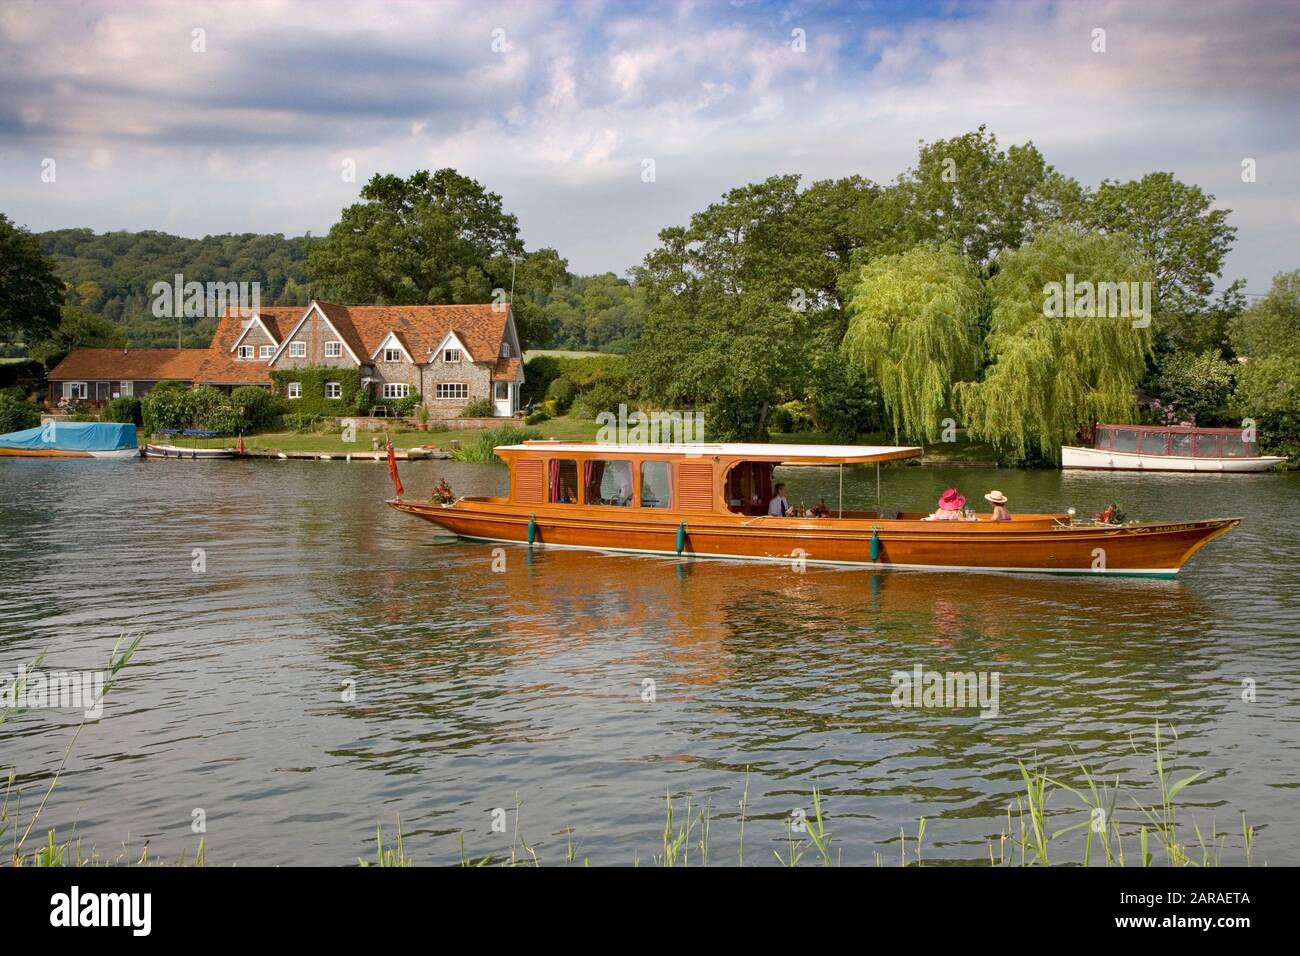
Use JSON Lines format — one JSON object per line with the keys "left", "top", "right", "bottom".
{"left": 984, "top": 490, "right": 1011, "bottom": 521}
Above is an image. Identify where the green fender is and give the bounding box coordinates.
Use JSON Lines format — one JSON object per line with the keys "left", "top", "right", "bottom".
{"left": 870, "top": 527, "right": 880, "bottom": 562}
{"left": 527, "top": 513, "right": 537, "bottom": 546}
{"left": 676, "top": 521, "right": 687, "bottom": 555}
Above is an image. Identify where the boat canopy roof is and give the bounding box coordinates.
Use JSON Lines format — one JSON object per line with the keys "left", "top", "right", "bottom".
{"left": 498, "top": 441, "right": 922, "bottom": 465}
{"left": 0, "top": 421, "right": 137, "bottom": 451}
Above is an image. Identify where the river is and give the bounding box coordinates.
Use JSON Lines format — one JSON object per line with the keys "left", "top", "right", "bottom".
{"left": 1, "top": 456, "right": 1297, "bottom": 865}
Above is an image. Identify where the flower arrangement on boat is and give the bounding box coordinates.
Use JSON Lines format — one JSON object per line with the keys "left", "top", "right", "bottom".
{"left": 1094, "top": 503, "right": 1127, "bottom": 525}
{"left": 431, "top": 478, "right": 456, "bottom": 505}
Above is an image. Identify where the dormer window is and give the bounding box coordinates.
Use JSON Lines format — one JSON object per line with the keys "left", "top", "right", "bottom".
{"left": 501, "top": 342, "right": 511, "bottom": 358}
{"left": 443, "top": 348, "right": 462, "bottom": 363}
{"left": 237, "top": 346, "right": 254, "bottom": 359}
{"left": 289, "top": 342, "right": 307, "bottom": 358}
{"left": 259, "top": 345, "right": 274, "bottom": 359}
{"left": 383, "top": 348, "right": 403, "bottom": 363}
{"left": 325, "top": 341, "right": 342, "bottom": 358}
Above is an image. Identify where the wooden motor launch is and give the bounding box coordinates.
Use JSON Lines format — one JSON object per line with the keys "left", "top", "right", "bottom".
{"left": 388, "top": 442, "right": 1240, "bottom": 578}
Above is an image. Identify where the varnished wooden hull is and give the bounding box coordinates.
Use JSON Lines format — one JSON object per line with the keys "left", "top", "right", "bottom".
{"left": 388, "top": 498, "right": 1239, "bottom": 578}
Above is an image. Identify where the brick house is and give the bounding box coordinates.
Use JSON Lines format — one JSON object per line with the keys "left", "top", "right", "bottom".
{"left": 47, "top": 300, "right": 525, "bottom": 418}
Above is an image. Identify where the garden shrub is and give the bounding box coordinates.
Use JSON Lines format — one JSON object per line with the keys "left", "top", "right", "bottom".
{"left": 104, "top": 396, "right": 143, "bottom": 426}
{"left": 0, "top": 393, "right": 41, "bottom": 432}
{"left": 460, "top": 397, "right": 494, "bottom": 418}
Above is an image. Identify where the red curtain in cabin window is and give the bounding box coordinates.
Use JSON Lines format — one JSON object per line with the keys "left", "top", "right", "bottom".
{"left": 549, "top": 459, "right": 560, "bottom": 502}
{"left": 583, "top": 460, "right": 607, "bottom": 503}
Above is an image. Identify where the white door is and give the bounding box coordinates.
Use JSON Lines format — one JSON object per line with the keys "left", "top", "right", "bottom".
{"left": 493, "top": 381, "right": 511, "bottom": 417}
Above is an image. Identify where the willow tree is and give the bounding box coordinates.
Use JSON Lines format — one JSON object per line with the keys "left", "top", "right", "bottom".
{"left": 955, "top": 225, "right": 1154, "bottom": 463}
{"left": 842, "top": 244, "right": 985, "bottom": 443}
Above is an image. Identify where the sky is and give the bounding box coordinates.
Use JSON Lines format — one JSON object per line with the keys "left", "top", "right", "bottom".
{"left": 1, "top": 0, "right": 1298, "bottom": 291}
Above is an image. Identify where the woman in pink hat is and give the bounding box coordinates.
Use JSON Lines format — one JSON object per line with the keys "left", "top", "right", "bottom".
{"left": 926, "top": 488, "right": 966, "bottom": 521}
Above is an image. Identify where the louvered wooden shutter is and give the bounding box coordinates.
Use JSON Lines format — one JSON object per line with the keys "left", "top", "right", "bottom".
{"left": 676, "top": 462, "right": 715, "bottom": 512}
{"left": 514, "top": 459, "right": 544, "bottom": 504}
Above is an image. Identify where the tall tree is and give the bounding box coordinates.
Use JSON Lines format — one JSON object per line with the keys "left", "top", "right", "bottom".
{"left": 1085, "top": 172, "right": 1237, "bottom": 353}
{"left": 955, "top": 225, "right": 1154, "bottom": 462}
{"left": 308, "top": 169, "right": 566, "bottom": 347}
{"left": 887, "top": 126, "right": 1084, "bottom": 267}
{"left": 0, "top": 213, "right": 64, "bottom": 348}
{"left": 29, "top": 306, "right": 127, "bottom": 371}
{"left": 843, "top": 244, "right": 986, "bottom": 443}
{"left": 1229, "top": 270, "right": 1300, "bottom": 459}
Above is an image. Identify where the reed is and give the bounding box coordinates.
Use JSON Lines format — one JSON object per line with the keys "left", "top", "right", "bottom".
{"left": 449, "top": 426, "right": 541, "bottom": 463}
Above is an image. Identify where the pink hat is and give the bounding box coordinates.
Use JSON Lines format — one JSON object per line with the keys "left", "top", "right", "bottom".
{"left": 938, "top": 488, "right": 965, "bottom": 510}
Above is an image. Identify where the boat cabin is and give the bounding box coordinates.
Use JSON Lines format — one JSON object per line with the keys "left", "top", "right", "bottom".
{"left": 1091, "top": 424, "right": 1260, "bottom": 459}
{"left": 493, "top": 441, "right": 922, "bottom": 516}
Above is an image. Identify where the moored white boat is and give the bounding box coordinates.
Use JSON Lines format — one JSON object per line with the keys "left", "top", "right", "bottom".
{"left": 1063, "top": 424, "right": 1286, "bottom": 473}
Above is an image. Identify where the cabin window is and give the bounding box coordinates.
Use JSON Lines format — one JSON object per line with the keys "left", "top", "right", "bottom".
{"left": 640, "top": 461, "right": 671, "bottom": 508}
{"left": 1140, "top": 431, "right": 1169, "bottom": 455}
{"left": 1194, "top": 433, "right": 1221, "bottom": 458}
{"left": 549, "top": 459, "right": 578, "bottom": 504}
{"left": 289, "top": 342, "right": 307, "bottom": 358}
{"left": 287, "top": 382, "right": 302, "bottom": 399}
{"left": 325, "top": 341, "right": 342, "bottom": 358}
{"left": 1111, "top": 430, "right": 1140, "bottom": 453}
{"left": 443, "top": 348, "right": 461, "bottom": 363}
{"left": 325, "top": 382, "right": 342, "bottom": 399}
{"left": 237, "top": 345, "right": 254, "bottom": 359}
{"left": 260, "top": 345, "right": 274, "bottom": 359}
{"left": 436, "top": 383, "right": 468, "bottom": 400}
{"left": 382, "top": 383, "right": 409, "bottom": 399}
{"left": 383, "top": 347, "right": 403, "bottom": 363}
{"left": 725, "top": 461, "right": 775, "bottom": 515}
{"left": 583, "top": 460, "right": 632, "bottom": 507}
{"left": 1170, "top": 432, "right": 1192, "bottom": 456}
{"left": 1223, "top": 432, "right": 1249, "bottom": 458}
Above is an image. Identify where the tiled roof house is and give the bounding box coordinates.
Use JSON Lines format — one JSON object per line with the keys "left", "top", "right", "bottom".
{"left": 47, "top": 301, "right": 525, "bottom": 418}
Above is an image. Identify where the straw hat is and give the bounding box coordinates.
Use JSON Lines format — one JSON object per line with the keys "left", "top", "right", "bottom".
{"left": 984, "top": 490, "right": 1008, "bottom": 504}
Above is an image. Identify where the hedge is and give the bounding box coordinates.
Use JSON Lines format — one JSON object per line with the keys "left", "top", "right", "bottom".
{"left": 520, "top": 354, "right": 628, "bottom": 406}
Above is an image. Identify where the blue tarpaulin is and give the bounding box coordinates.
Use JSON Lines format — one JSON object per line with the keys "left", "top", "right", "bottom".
{"left": 0, "top": 422, "right": 138, "bottom": 451}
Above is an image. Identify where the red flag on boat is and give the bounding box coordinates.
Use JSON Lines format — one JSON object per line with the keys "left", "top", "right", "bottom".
{"left": 387, "top": 440, "right": 404, "bottom": 497}
{"left": 237, "top": 436, "right": 245, "bottom": 456}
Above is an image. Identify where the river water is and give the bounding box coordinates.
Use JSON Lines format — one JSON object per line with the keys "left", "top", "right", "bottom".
{"left": 1, "top": 456, "right": 1297, "bottom": 865}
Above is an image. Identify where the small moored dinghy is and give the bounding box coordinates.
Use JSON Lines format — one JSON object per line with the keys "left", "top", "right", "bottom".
{"left": 0, "top": 421, "right": 139, "bottom": 459}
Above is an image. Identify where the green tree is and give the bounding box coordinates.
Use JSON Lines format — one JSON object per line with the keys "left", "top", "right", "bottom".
{"left": 0, "top": 213, "right": 64, "bottom": 348}
{"left": 1149, "top": 350, "right": 1236, "bottom": 425}
{"left": 307, "top": 169, "right": 566, "bottom": 347}
{"left": 886, "top": 126, "right": 1084, "bottom": 267}
{"left": 1229, "top": 270, "right": 1300, "bottom": 459}
{"left": 955, "top": 225, "right": 1154, "bottom": 463}
{"left": 843, "top": 244, "right": 986, "bottom": 443}
{"left": 1084, "top": 172, "right": 1237, "bottom": 352}
{"left": 29, "top": 306, "right": 127, "bottom": 371}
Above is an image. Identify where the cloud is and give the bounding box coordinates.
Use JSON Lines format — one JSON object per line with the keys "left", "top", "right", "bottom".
{"left": 0, "top": 0, "right": 1296, "bottom": 289}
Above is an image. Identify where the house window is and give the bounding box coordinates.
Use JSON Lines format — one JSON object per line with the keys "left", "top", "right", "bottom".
{"left": 119, "top": 381, "right": 134, "bottom": 397}
{"left": 287, "top": 382, "right": 302, "bottom": 399}
{"left": 583, "top": 459, "right": 633, "bottom": 507}
{"left": 259, "top": 345, "right": 274, "bottom": 359}
{"left": 501, "top": 342, "right": 510, "bottom": 358}
{"left": 443, "top": 348, "right": 461, "bottom": 363}
{"left": 382, "top": 383, "right": 409, "bottom": 400}
{"left": 325, "top": 382, "right": 342, "bottom": 399}
{"left": 96, "top": 381, "right": 111, "bottom": 401}
{"left": 436, "top": 383, "right": 468, "bottom": 400}
{"left": 548, "top": 459, "right": 578, "bottom": 504}
{"left": 237, "top": 345, "right": 254, "bottom": 359}
{"left": 64, "top": 382, "right": 87, "bottom": 400}
{"left": 325, "top": 341, "right": 342, "bottom": 358}
{"left": 289, "top": 342, "right": 307, "bottom": 358}
{"left": 383, "top": 348, "right": 403, "bottom": 363}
